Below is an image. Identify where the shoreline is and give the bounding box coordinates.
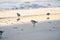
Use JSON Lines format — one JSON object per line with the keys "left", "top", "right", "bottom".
{"left": 0, "top": 19, "right": 60, "bottom": 27}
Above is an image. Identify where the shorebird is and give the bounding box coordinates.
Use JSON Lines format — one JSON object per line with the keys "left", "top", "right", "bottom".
{"left": 16, "top": 13, "right": 20, "bottom": 21}
{"left": 46, "top": 13, "right": 50, "bottom": 20}
{"left": 31, "top": 20, "right": 38, "bottom": 27}
{"left": 17, "top": 13, "right": 20, "bottom": 17}
{"left": 46, "top": 13, "right": 50, "bottom": 16}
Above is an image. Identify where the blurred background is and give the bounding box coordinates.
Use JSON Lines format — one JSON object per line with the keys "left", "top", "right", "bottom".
{"left": 0, "top": 0, "right": 60, "bottom": 10}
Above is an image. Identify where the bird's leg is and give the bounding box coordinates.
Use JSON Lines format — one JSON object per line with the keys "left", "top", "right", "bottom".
{"left": 33, "top": 24, "right": 35, "bottom": 27}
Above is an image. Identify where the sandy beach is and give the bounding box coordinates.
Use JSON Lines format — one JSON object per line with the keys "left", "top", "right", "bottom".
{"left": 0, "top": 7, "right": 60, "bottom": 25}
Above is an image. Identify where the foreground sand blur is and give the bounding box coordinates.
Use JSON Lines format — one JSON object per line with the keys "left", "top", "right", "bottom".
{"left": 0, "top": 7, "right": 60, "bottom": 25}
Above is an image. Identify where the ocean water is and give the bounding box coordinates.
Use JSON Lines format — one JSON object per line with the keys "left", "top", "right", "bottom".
{"left": 0, "top": 0, "right": 60, "bottom": 10}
